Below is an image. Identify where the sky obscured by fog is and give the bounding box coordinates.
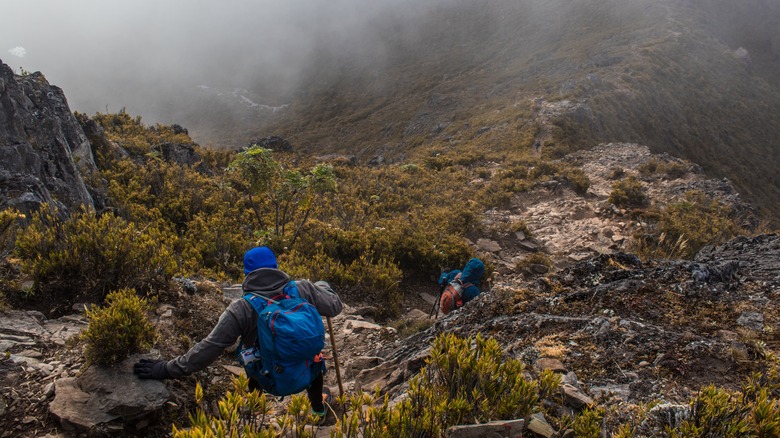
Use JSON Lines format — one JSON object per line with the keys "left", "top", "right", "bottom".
{"left": 3, "top": 0, "right": 778, "bottom": 128}
{"left": 2, "top": 0, "right": 450, "bottom": 121}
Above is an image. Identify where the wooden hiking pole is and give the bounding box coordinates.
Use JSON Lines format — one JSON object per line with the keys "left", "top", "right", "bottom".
{"left": 326, "top": 316, "right": 344, "bottom": 399}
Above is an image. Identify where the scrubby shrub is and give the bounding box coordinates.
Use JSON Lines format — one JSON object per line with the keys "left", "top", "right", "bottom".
{"left": 657, "top": 191, "right": 739, "bottom": 257}
{"left": 14, "top": 205, "right": 176, "bottom": 304}
{"left": 174, "top": 376, "right": 325, "bottom": 437}
{"left": 81, "top": 289, "right": 156, "bottom": 366}
{"left": 637, "top": 159, "right": 660, "bottom": 176}
{"left": 638, "top": 159, "right": 688, "bottom": 179}
{"left": 632, "top": 191, "right": 743, "bottom": 260}
{"left": 180, "top": 210, "right": 251, "bottom": 280}
{"left": 608, "top": 167, "right": 626, "bottom": 180}
{"left": 571, "top": 408, "right": 605, "bottom": 438}
{"left": 609, "top": 176, "right": 648, "bottom": 208}
{"left": 282, "top": 250, "right": 403, "bottom": 317}
{"left": 664, "top": 162, "right": 689, "bottom": 179}
{"left": 400, "top": 334, "right": 539, "bottom": 428}
{"left": 0, "top": 209, "right": 24, "bottom": 308}
{"left": 401, "top": 163, "right": 421, "bottom": 174}
{"left": 175, "top": 333, "right": 546, "bottom": 437}
{"left": 668, "top": 382, "right": 780, "bottom": 437}
{"left": 332, "top": 333, "right": 542, "bottom": 435}
{"left": 92, "top": 110, "right": 195, "bottom": 157}
{"left": 567, "top": 168, "right": 591, "bottom": 195}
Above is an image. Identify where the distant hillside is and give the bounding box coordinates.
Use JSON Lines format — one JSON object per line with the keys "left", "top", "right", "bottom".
{"left": 173, "top": 0, "right": 780, "bottom": 222}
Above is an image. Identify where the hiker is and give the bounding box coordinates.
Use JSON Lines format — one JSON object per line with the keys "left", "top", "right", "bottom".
{"left": 134, "top": 246, "right": 343, "bottom": 421}
{"left": 437, "top": 257, "right": 485, "bottom": 314}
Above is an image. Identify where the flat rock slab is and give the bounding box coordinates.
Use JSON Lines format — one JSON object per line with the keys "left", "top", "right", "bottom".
{"left": 346, "top": 320, "right": 383, "bottom": 332}
{"left": 49, "top": 355, "right": 169, "bottom": 431}
{"left": 0, "top": 310, "right": 49, "bottom": 338}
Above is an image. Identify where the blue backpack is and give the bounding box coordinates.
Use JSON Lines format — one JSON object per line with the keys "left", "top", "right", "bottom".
{"left": 240, "top": 281, "right": 326, "bottom": 396}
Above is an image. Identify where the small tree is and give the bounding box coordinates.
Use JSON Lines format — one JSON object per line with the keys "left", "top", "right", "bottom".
{"left": 228, "top": 146, "right": 336, "bottom": 250}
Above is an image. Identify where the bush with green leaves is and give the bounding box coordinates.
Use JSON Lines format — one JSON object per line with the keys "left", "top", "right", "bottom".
{"left": 281, "top": 250, "right": 402, "bottom": 317}
{"left": 173, "top": 376, "right": 327, "bottom": 437}
{"left": 80, "top": 289, "right": 157, "bottom": 366}
{"left": 667, "top": 371, "right": 780, "bottom": 438}
{"left": 334, "top": 333, "right": 543, "bottom": 436}
{"left": 609, "top": 176, "right": 648, "bottom": 208}
{"left": 0, "top": 209, "right": 24, "bottom": 308}
{"left": 13, "top": 205, "right": 176, "bottom": 305}
{"left": 175, "top": 333, "right": 550, "bottom": 437}
{"left": 631, "top": 190, "right": 745, "bottom": 260}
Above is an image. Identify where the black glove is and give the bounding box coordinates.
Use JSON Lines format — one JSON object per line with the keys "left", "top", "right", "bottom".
{"left": 133, "top": 359, "right": 171, "bottom": 380}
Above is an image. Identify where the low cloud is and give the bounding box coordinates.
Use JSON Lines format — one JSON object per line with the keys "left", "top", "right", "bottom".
{"left": 8, "top": 46, "right": 27, "bottom": 58}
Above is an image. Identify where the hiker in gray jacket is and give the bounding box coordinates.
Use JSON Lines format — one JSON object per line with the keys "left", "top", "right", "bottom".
{"left": 134, "top": 246, "right": 342, "bottom": 419}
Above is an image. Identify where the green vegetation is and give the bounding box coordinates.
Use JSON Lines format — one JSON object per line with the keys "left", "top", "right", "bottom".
{"left": 80, "top": 289, "right": 157, "bottom": 366}
{"left": 609, "top": 176, "right": 649, "bottom": 208}
{"left": 173, "top": 333, "right": 780, "bottom": 437}
{"left": 632, "top": 190, "right": 747, "bottom": 260}
{"left": 7, "top": 113, "right": 549, "bottom": 317}
{"left": 13, "top": 205, "right": 176, "bottom": 306}
{"left": 638, "top": 159, "right": 689, "bottom": 179}
{"left": 173, "top": 377, "right": 324, "bottom": 437}
{"left": 0, "top": 209, "right": 24, "bottom": 309}
{"left": 175, "top": 333, "right": 559, "bottom": 437}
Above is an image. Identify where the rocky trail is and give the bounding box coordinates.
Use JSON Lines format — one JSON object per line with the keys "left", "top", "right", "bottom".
{"left": 1, "top": 144, "right": 778, "bottom": 437}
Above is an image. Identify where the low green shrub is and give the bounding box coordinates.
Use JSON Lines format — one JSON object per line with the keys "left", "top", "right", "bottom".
{"left": 638, "top": 159, "right": 689, "bottom": 179}
{"left": 175, "top": 333, "right": 546, "bottom": 437}
{"left": 567, "top": 168, "right": 591, "bottom": 195}
{"left": 0, "top": 209, "right": 24, "bottom": 309}
{"left": 609, "top": 176, "right": 648, "bottom": 208}
{"left": 608, "top": 167, "right": 626, "bottom": 180}
{"left": 13, "top": 205, "right": 176, "bottom": 304}
{"left": 281, "top": 250, "right": 403, "bottom": 318}
{"left": 571, "top": 408, "right": 605, "bottom": 438}
{"left": 173, "top": 376, "right": 322, "bottom": 437}
{"left": 669, "top": 380, "right": 780, "bottom": 437}
{"left": 632, "top": 191, "right": 744, "bottom": 260}
{"left": 80, "top": 289, "right": 156, "bottom": 366}
{"left": 346, "top": 333, "right": 540, "bottom": 435}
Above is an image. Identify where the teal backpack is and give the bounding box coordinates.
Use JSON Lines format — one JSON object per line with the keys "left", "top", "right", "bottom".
{"left": 240, "top": 281, "right": 326, "bottom": 396}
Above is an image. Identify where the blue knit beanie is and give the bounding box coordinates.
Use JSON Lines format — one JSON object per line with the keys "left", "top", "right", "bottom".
{"left": 243, "top": 246, "right": 278, "bottom": 274}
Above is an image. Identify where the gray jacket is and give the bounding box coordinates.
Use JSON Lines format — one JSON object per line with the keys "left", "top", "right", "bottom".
{"left": 166, "top": 268, "right": 343, "bottom": 378}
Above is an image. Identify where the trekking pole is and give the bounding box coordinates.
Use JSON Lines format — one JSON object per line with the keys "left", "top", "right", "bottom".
{"left": 429, "top": 282, "right": 445, "bottom": 319}
{"left": 326, "top": 317, "right": 345, "bottom": 399}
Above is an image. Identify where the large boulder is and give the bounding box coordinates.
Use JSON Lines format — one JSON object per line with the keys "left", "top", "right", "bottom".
{"left": 49, "top": 355, "right": 169, "bottom": 432}
{"left": 0, "top": 60, "right": 96, "bottom": 214}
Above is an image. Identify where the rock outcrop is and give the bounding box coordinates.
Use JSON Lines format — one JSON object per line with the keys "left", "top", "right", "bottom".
{"left": 0, "top": 60, "right": 96, "bottom": 214}
{"left": 49, "top": 355, "right": 170, "bottom": 433}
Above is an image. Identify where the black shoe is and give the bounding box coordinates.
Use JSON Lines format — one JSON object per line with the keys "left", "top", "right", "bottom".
{"left": 311, "top": 387, "right": 335, "bottom": 426}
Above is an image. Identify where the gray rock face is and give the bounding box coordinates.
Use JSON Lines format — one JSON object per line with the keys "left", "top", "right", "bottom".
{"left": 49, "top": 355, "right": 169, "bottom": 431}
{"left": 0, "top": 60, "right": 96, "bottom": 214}
{"left": 152, "top": 142, "right": 201, "bottom": 167}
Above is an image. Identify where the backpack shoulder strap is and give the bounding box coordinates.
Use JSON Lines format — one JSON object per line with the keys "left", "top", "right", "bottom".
{"left": 243, "top": 281, "right": 298, "bottom": 312}
{"left": 283, "top": 280, "right": 300, "bottom": 299}
{"left": 243, "top": 293, "right": 269, "bottom": 314}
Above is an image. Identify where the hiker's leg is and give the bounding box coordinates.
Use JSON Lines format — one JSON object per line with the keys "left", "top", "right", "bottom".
{"left": 308, "top": 372, "right": 325, "bottom": 412}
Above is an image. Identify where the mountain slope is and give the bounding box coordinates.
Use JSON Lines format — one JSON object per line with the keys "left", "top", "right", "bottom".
{"left": 177, "top": 0, "right": 780, "bottom": 222}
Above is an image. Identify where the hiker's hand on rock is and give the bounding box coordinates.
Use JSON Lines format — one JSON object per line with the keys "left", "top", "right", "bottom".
{"left": 133, "top": 359, "right": 171, "bottom": 379}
